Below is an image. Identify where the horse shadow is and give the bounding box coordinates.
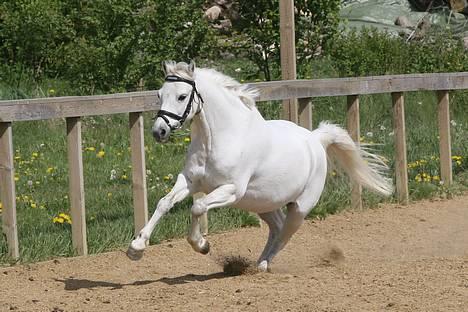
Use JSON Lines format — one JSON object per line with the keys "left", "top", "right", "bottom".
{"left": 55, "top": 272, "right": 229, "bottom": 291}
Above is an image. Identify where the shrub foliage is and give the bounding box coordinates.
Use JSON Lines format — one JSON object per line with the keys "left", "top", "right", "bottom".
{"left": 0, "top": 0, "right": 215, "bottom": 93}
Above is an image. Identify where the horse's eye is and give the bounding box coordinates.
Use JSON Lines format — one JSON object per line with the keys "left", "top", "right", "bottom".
{"left": 178, "top": 94, "right": 187, "bottom": 101}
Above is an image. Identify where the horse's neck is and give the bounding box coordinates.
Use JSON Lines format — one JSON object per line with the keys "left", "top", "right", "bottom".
{"left": 190, "top": 86, "right": 255, "bottom": 153}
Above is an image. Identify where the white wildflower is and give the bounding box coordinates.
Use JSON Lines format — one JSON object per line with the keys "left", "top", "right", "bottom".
{"left": 366, "top": 132, "right": 373, "bottom": 138}
{"left": 110, "top": 169, "right": 117, "bottom": 181}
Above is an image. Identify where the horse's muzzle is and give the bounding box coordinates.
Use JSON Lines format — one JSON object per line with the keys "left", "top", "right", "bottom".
{"left": 152, "top": 122, "right": 171, "bottom": 142}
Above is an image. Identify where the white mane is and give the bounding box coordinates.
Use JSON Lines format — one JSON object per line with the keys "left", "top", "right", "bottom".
{"left": 163, "top": 61, "right": 259, "bottom": 108}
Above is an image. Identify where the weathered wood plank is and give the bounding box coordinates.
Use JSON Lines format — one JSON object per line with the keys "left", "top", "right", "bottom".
{"left": 1, "top": 73, "right": 468, "bottom": 122}
{"left": 66, "top": 117, "right": 87, "bottom": 255}
{"left": 392, "top": 92, "right": 409, "bottom": 204}
{"left": 129, "top": 112, "right": 149, "bottom": 235}
{"left": 279, "top": 0, "right": 298, "bottom": 122}
{"left": 437, "top": 91, "right": 453, "bottom": 185}
{"left": 346, "top": 95, "right": 363, "bottom": 210}
{"left": 250, "top": 72, "right": 468, "bottom": 101}
{"left": 298, "top": 98, "right": 313, "bottom": 130}
{"left": 0, "top": 91, "right": 159, "bottom": 122}
{"left": 0, "top": 122, "right": 19, "bottom": 259}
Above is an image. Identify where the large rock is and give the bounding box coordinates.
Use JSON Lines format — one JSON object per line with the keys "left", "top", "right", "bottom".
{"left": 205, "top": 5, "right": 222, "bottom": 21}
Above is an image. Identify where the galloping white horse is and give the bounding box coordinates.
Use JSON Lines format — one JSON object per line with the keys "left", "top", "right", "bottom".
{"left": 127, "top": 61, "right": 392, "bottom": 271}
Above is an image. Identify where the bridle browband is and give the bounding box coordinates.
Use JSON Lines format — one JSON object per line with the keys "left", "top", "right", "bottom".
{"left": 156, "top": 75, "right": 204, "bottom": 130}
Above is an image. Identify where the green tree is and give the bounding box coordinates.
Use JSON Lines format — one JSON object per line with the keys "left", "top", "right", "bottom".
{"left": 233, "top": 0, "right": 341, "bottom": 80}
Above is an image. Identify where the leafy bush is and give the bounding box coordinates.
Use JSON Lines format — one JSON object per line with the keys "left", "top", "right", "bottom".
{"left": 0, "top": 0, "right": 216, "bottom": 93}
{"left": 323, "top": 28, "right": 468, "bottom": 77}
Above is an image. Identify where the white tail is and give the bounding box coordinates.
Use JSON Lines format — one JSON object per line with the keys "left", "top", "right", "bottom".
{"left": 316, "top": 122, "right": 393, "bottom": 196}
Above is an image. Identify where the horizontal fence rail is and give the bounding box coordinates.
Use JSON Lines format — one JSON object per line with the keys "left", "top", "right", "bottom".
{"left": 1, "top": 72, "right": 468, "bottom": 122}
{"left": 0, "top": 72, "right": 466, "bottom": 260}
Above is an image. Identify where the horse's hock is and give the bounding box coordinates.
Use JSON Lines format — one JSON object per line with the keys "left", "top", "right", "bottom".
{"left": 1, "top": 72, "right": 467, "bottom": 259}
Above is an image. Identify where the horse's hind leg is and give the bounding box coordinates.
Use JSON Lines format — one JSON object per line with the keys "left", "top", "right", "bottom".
{"left": 257, "top": 210, "right": 285, "bottom": 263}
{"left": 257, "top": 202, "right": 306, "bottom": 271}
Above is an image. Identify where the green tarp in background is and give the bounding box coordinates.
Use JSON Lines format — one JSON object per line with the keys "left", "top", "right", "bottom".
{"left": 340, "top": 0, "right": 468, "bottom": 38}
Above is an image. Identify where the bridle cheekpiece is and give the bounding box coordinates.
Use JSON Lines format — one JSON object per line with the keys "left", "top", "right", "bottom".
{"left": 156, "top": 75, "right": 204, "bottom": 130}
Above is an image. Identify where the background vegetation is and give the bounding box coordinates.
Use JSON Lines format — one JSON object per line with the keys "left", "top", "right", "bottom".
{"left": 0, "top": 0, "right": 467, "bottom": 264}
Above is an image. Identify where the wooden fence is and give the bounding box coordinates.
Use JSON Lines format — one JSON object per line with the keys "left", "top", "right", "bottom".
{"left": 1, "top": 72, "right": 467, "bottom": 259}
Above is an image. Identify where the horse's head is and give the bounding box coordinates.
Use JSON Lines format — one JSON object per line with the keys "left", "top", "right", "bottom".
{"left": 153, "top": 61, "right": 203, "bottom": 142}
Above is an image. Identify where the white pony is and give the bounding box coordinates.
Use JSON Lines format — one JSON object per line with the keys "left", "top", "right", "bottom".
{"left": 127, "top": 61, "right": 392, "bottom": 271}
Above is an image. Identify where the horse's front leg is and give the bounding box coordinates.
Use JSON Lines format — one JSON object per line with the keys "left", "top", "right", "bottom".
{"left": 187, "top": 184, "right": 238, "bottom": 254}
{"left": 127, "top": 173, "right": 191, "bottom": 260}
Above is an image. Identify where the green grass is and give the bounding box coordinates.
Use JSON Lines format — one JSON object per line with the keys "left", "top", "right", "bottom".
{"left": 0, "top": 68, "right": 467, "bottom": 266}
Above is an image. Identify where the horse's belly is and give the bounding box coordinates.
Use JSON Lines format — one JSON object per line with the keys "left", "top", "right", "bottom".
{"left": 233, "top": 174, "right": 307, "bottom": 213}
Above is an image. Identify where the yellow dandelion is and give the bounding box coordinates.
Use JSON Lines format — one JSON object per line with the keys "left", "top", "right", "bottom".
{"left": 14, "top": 176, "right": 19, "bottom": 182}
{"left": 432, "top": 175, "right": 440, "bottom": 181}
{"left": 456, "top": 160, "right": 462, "bottom": 166}
{"left": 30, "top": 203, "right": 37, "bottom": 209}
{"left": 32, "top": 152, "right": 39, "bottom": 158}
{"left": 121, "top": 174, "right": 128, "bottom": 180}
{"left": 86, "top": 147, "right": 96, "bottom": 152}
{"left": 96, "top": 150, "right": 105, "bottom": 158}
{"left": 184, "top": 137, "right": 191, "bottom": 143}
{"left": 107, "top": 192, "right": 112, "bottom": 197}
{"left": 415, "top": 174, "right": 422, "bottom": 182}
{"left": 46, "top": 167, "right": 54, "bottom": 174}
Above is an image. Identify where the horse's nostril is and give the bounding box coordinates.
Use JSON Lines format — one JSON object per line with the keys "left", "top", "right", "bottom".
{"left": 160, "top": 129, "right": 166, "bottom": 137}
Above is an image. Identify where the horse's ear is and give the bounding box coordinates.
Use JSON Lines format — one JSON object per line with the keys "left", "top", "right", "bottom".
{"left": 188, "top": 60, "right": 196, "bottom": 76}
{"left": 162, "top": 61, "right": 168, "bottom": 76}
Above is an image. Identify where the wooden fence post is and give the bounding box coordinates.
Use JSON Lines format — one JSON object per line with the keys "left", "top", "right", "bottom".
{"left": 391, "top": 92, "right": 409, "bottom": 204}
{"left": 298, "top": 98, "right": 313, "bottom": 130}
{"left": 437, "top": 91, "right": 452, "bottom": 185}
{"left": 279, "top": 0, "right": 298, "bottom": 123}
{"left": 66, "top": 117, "right": 87, "bottom": 255}
{"left": 346, "top": 95, "right": 363, "bottom": 209}
{"left": 129, "top": 112, "right": 149, "bottom": 235}
{"left": 0, "top": 122, "right": 19, "bottom": 259}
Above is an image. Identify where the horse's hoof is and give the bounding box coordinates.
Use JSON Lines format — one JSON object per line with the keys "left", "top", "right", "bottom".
{"left": 257, "top": 260, "right": 268, "bottom": 272}
{"left": 126, "top": 247, "right": 144, "bottom": 261}
{"left": 200, "top": 240, "right": 210, "bottom": 255}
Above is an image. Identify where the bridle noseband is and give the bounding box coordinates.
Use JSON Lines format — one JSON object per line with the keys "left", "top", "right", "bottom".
{"left": 156, "top": 75, "right": 204, "bottom": 130}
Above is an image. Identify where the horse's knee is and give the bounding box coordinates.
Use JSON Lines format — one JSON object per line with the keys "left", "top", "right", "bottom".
{"left": 191, "top": 200, "right": 207, "bottom": 217}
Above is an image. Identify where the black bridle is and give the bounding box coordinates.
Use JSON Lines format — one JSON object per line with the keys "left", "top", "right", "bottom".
{"left": 156, "top": 75, "right": 204, "bottom": 130}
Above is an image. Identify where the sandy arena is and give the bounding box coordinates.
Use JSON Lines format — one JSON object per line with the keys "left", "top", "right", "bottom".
{"left": 1, "top": 195, "right": 467, "bottom": 311}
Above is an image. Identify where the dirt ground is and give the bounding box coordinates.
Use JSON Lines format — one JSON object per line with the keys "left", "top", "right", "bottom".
{"left": 1, "top": 195, "right": 467, "bottom": 312}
